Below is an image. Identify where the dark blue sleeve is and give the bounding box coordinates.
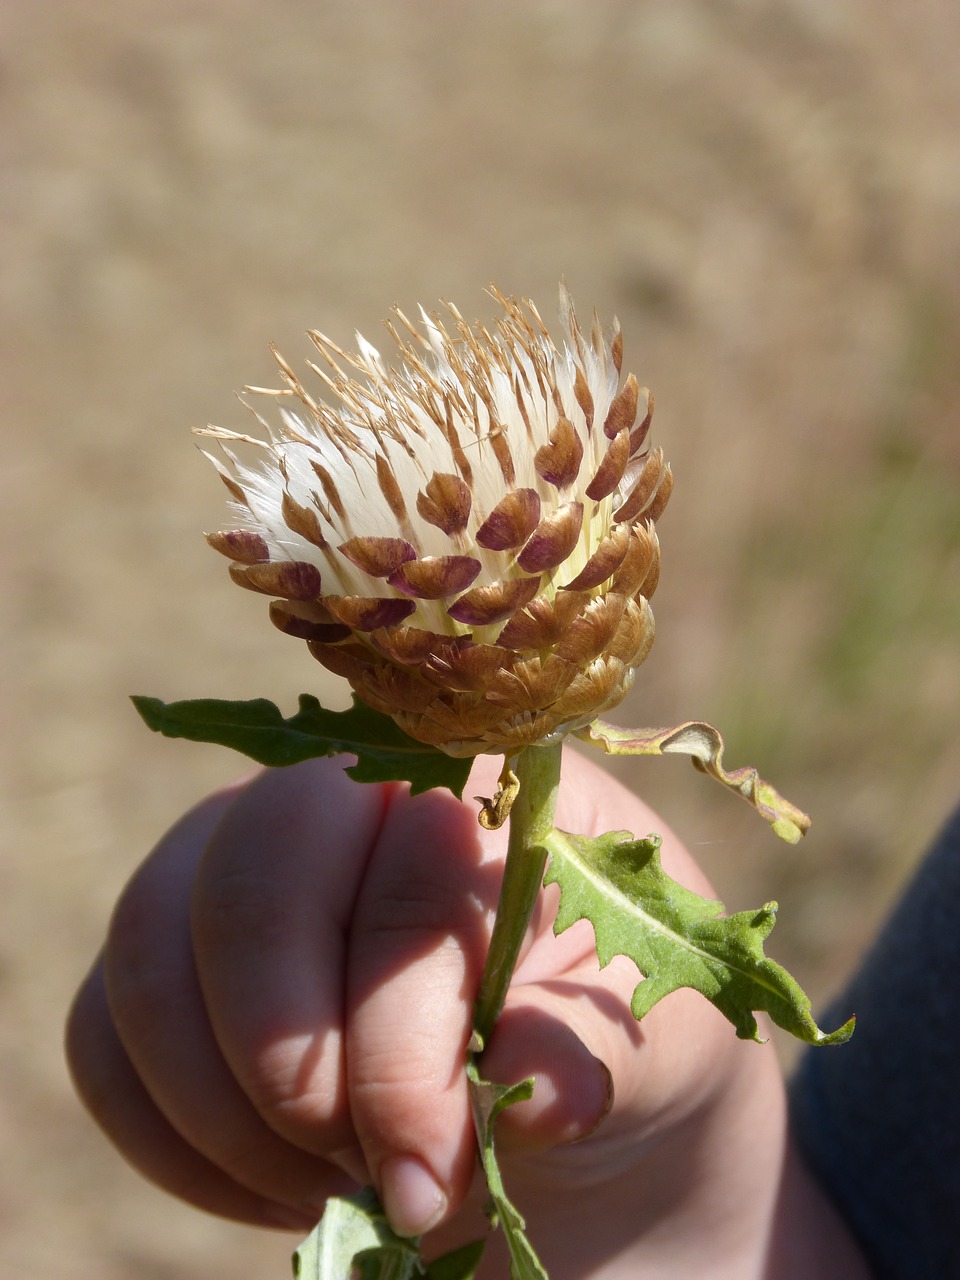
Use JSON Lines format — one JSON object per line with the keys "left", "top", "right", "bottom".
{"left": 790, "top": 805, "right": 960, "bottom": 1280}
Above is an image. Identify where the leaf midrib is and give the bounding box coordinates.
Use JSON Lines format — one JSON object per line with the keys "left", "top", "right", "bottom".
{"left": 544, "top": 830, "right": 784, "bottom": 1001}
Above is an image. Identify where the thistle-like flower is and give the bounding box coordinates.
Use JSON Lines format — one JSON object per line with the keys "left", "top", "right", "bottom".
{"left": 203, "top": 286, "right": 672, "bottom": 757}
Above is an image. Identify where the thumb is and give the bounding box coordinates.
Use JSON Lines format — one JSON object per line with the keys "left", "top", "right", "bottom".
{"left": 477, "top": 987, "right": 617, "bottom": 1153}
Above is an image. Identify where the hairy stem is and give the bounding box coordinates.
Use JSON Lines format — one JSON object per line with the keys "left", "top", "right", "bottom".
{"left": 473, "top": 741, "right": 563, "bottom": 1047}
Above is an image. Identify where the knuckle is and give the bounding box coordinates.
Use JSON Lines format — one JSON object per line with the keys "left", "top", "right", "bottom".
{"left": 359, "top": 875, "right": 479, "bottom": 944}
{"left": 191, "top": 863, "right": 291, "bottom": 956}
{"left": 243, "top": 1042, "right": 355, "bottom": 1154}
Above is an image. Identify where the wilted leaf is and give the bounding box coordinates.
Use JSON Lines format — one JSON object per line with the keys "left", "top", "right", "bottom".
{"left": 578, "top": 719, "right": 810, "bottom": 843}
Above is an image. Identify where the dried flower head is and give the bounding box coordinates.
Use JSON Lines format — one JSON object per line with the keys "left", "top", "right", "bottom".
{"left": 203, "top": 286, "right": 672, "bottom": 756}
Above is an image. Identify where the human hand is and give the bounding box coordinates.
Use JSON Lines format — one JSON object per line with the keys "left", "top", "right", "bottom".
{"left": 66, "top": 751, "right": 866, "bottom": 1279}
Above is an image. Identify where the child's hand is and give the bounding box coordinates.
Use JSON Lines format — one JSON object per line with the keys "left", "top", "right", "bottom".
{"left": 66, "top": 752, "right": 864, "bottom": 1278}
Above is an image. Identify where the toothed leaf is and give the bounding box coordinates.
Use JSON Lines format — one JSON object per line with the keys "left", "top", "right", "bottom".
{"left": 543, "top": 828, "right": 853, "bottom": 1045}
{"left": 132, "top": 693, "right": 471, "bottom": 797}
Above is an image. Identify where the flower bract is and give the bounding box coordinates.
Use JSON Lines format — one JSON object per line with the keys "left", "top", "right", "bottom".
{"left": 204, "top": 286, "right": 672, "bottom": 756}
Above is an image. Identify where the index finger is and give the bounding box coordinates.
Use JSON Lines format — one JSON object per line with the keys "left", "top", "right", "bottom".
{"left": 190, "top": 757, "right": 389, "bottom": 1162}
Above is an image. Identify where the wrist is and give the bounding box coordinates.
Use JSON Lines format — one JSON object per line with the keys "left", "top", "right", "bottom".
{"left": 472, "top": 1031, "right": 869, "bottom": 1280}
{"left": 516, "top": 1073, "right": 870, "bottom": 1280}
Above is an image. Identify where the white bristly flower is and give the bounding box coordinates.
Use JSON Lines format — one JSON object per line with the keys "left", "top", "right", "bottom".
{"left": 203, "top": 285, "right": 672, "bottom": 757}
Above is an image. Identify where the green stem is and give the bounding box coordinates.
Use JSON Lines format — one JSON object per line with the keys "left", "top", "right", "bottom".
{"left": 472, "top": 741, "right": 563, "bottom": 1047}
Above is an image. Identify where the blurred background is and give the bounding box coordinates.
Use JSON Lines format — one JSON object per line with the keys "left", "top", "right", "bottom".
{"left": 3, "top": 1, "right": 959, "bottom": 1276}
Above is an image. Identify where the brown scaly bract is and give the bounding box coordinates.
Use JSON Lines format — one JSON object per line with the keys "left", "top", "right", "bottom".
{"left": 202, "top": 286, "right": 672, "bottom": 757}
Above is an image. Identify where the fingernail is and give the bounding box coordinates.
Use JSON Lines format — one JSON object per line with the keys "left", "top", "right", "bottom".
{"left": 379, "top": 1154, "right": 447, "bottom": 1237}
{"left": 569, "top": 1057, "right": 615, "bottom": 1144}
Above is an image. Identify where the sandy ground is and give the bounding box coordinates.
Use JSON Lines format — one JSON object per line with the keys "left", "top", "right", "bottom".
{"left": 3, "top": 2, "right": 960, "bottom": 1276}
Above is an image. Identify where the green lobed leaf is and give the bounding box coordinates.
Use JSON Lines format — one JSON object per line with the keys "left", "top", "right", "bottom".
{"left": 293, "top": 1188, "right": 484, "bottom": 1280}
{"left": 131, "top": 692, "right": 472, "bottom": 797}
{"left": 423, "top": 1240, "right": 486, "bottom": 1280}
{"left": 577, "top": 719, "right": 811, "bottom": 843}
{"left": 466, "top": 1060, "right": 547, "bottom": 1280}
{"left": 543, "top": 828, "right": 854, "bottom": 1045}
{"left": 292, "top": 1188, "right": 421, "bottom": 1280}
{"left": 350, "top": 1246, "right": 420, "bottom": 1280}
